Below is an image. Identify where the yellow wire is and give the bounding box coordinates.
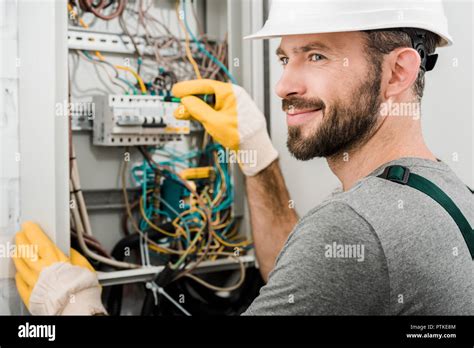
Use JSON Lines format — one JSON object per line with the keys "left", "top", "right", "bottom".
{"left": 147, "top": 227, "right": 203, "bottom": 255}
{"left": 210, "top": 151, "right": 228, "bottom": 206}
{"left": 148, "top": 243, "right": 177, "bottom": 255}
{"left": 215, "top": 236, "right": 251, "bottom": 248}
{"left": 202, "top": 190, "right": 213, "bottom": 207}
{"left": 226, "top": 226, "right": 239, "bottom": 240}
{"left": 170, "top": 226, "right": 205, "bottom": 268}
{"left": 67, "top": 3, "right": 89, "bottom": 29}
{"left": 116, "top": 65, "right": 147, "bottom": 94}
{"left": 212, "top": 214, "right": 234, "bottom": 229}
{"left": 139, "top": 198, "right": 180, "bottom": 237}
{"left": 176, "top": 0, "right": 202, "bottom": 79}
{"left": 95, "top": 52, "right": 106, "bottom": 61}
{"left": 210, "top": 245, "right": 225, "bottom": 261}
{"left": 186, "top": 155, "right": 250, "bottom": 251}
{"left": 172, "top": 209, "right": 202, "bottom": 245}
{"left": 212, "top": 227, "right": 251, "bottom": 248}
{"left": 227, "top": 224, "right": 252, "bottom": 244}
{"left": 139, "top": 190, "right": 209, "bottom": 244}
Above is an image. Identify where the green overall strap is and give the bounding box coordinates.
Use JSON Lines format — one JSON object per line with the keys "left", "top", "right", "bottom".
{"left": 378, "top": 165, "right": 474, "bottom": 259}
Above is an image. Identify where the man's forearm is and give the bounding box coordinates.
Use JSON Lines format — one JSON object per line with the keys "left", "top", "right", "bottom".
{"left": 245, "top": 160, "right": 298, "bottom": 281}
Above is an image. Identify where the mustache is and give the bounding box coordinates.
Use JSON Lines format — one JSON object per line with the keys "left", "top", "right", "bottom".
{"left": 282, "top": 96, "right": 325, "bottom": 113}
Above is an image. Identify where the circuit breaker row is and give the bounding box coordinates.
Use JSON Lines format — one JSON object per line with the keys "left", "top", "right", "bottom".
{"left": 92, "top": 94, "right": 191, "bottom": 146}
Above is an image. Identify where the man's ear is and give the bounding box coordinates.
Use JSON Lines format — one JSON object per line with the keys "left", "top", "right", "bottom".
{"left": 384, "top": 47, "right": 421, "bottom": 99}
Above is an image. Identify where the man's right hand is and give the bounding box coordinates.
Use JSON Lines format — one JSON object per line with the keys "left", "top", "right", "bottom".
{"left": 172, "top": 79, "right": 278, "bottom": 176}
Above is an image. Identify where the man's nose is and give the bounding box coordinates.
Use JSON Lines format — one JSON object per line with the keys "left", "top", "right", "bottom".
{"left": 275, "top": 66, "right": 307, "bottom": 99}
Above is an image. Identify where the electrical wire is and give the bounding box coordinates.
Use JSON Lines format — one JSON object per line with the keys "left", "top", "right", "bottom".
{"left": 132, "top": 146, "right": 249, "bottom": 290}
{"left": 69, "top": 5, "right": 146, "bottom": 94}
{"left": 120, "top": 148, "right": 196, "bottom": 256}
{"left": 76, "top": 50, "right": 130, "bottom": 93}
{"left": 71, "top": 228, "right": 111, "bottom": 258}
{"left": 176, "top": 0, "right": 202, "bottom": 79}
{"left": 116, "top": 65, "right": 147, "bottom": 94}
{"left": 119, "top": 14, "right": 143, "bottom": 74}
{"left": 67, "top": 2, "right": 90, "bottom": 28}
{"left": 157, "top": 286, "right": 192, "bottom": 316}
{"left": 70, "top": 147, "right": 140, "bottom": 268}
{"left": 182, "top": 0, "right": 237, "bottom": 84}
{"left": 139, "top": 197, "right": 180, "bottom": 238}
{"left": 179, "top": 252, "right": 247, "bottom": 292}
{"left": 70, "top": 181, "right": 139, "bottom": 269}
{"left": 137, "top": 146, "right": 220, "bottom": 273}
{"left": 140, "top": 144, "right": 251, "bottom": 256}
{"left": 189, "top": 3, "right": 228, "bottom": 80}
{"left": 78, "top": 0, "right": 127, "bottom": 20}
{"left": 70, "top": 147, "right": 93, "bottom": 237}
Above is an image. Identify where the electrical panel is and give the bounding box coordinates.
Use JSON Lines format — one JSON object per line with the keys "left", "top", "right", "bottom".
{"left": 92, "top": 95, "right": 191, "bottom": 146}
{"left": 63, "top": 0, "right": 260, "bottom": 316}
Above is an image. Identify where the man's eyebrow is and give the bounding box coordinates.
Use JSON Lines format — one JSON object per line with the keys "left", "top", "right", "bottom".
{"left": 275, "top": 41, "right": 334, "bottom": 56}
{"left": 297, "top": 41, "right": 333, "bottom": 54}
{"left": 275, "top": 46, "right": 286, "bottom": 56}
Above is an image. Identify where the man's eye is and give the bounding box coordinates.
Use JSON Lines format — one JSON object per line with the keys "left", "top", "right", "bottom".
{"left": 279, "top": 56, "right": 289, "bottom": 66}
{"left": 310, "top": 53, "right": 325, "bottom": 62}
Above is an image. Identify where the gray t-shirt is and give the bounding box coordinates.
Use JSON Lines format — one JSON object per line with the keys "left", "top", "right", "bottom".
{"left": 243, "top": 157, "right": 474, "bottom": 315}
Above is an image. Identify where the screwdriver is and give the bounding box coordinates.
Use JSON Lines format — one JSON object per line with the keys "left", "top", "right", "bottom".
{"left": 161, "top": 94, "right": 216, "bottom": 107}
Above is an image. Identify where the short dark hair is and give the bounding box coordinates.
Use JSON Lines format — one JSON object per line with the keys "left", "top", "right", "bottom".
{"left": 363, "top": 28, "right": 442, "bottom": 99}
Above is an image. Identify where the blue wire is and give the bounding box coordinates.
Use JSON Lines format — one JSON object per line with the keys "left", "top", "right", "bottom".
{"left": 141, "top": 160, "right": 148, "bottom": 212}
{"left": 182, "top": 0, "right": 238, "bottom": 84}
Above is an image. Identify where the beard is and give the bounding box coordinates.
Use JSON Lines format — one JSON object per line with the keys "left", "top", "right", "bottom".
{"left": 285, "top": 63, "right": 383, "bottom": 161}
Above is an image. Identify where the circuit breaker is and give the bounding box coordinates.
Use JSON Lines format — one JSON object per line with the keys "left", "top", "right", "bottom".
{"left": 92, "top": 94, "right": 191, "bottom": 146}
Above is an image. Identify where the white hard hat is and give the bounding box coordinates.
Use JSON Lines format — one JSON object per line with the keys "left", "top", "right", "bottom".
{"left": 244, "top": 0, "right": 453, "bottom": 47}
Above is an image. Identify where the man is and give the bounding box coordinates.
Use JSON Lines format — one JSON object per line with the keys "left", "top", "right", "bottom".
{"left": 14, "top": 0, "right": 473, "bottom": 315}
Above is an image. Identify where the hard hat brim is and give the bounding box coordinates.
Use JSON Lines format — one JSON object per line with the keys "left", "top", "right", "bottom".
{"left": 244, "top": 4, "right": 453, "bottom": 47}
{"left": 244, "top": 24, "right": 452, "bottom": 47}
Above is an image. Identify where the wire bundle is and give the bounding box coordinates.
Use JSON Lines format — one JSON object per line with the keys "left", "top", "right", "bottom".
{"left": 68, "top": 0, "right": 235, "bottom": 96}
{"left": 77, "top": 0, "right": 127, "bottom": 20}
{"left": 121, "top": 144, "right": 252, "bottom": 291}
{"left": 67, "top": 0, "right": 250, "bottom": 303}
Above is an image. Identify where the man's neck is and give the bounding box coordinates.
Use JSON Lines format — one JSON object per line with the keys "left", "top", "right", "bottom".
{"left": 327, "top": 117, "right": 437, "bottom": 191}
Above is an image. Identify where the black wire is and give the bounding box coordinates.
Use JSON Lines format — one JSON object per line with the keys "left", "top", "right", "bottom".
{"left": 138, "top": 146, "right": 155, "bottom": 168}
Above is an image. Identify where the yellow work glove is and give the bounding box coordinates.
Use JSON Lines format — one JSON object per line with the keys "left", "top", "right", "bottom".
{"left": 172, "top": 79, "right": 278, "bottom": 176}
{"left": 13, "top": 222, "right": 107, "bottom": 315}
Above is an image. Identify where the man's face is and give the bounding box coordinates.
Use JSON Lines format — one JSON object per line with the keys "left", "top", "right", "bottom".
{"left": 275, "top": 32, "right": 384, "bottom": 160}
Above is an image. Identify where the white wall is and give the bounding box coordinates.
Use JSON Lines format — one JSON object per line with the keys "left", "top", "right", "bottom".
{"left": 268, "top": 0, "right": 473, "bottom": 217}
{"left": 422, "top": 0, "right": 473, "bottom": 186}
{"left": 0, "top": 0, "right": 21, "bottom": 314}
